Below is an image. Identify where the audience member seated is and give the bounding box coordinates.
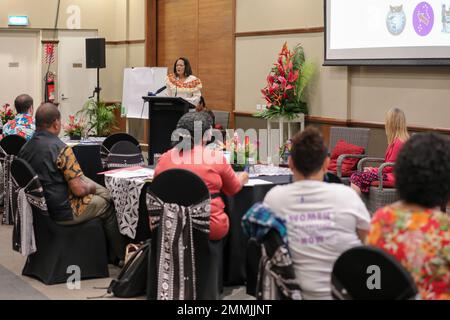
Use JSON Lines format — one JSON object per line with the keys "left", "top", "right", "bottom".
{"left": 196, "top": 96, "right": 216, "bottom": 127}
{"left": 18, "top": 103, "right": 125, "bottom": 262}
{"left": 261, "top": 127, "right": 371, "bottom": 299}
{"left": 154, "top": 111, "right": 248, "bottom": 241}
{"left": 350, "top": 108, "right": 409, "bottom": 194}
{"left": 367, "top": 133, "right": 450, "bottom": 300}
{"left": 3, "top": 94, "right": 36, "bottom": 140}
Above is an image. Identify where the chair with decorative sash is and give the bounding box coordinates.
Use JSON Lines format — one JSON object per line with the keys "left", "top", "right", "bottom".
{"left": 242, "top": 203, "right": 302, "bottom": 300}
{"left": 101, "top": 132, "right": 142, "bottom": 169}
{"left": 0, "top": 135, "right": 27, "bottom": 225}
{"left": 104, "top": 140, "right": 145, "bottom": 169}
{"left": 145, "top": 168, "right": 221, "bottom": 300}
{"left": 11, "top": 158, "right": 109, "bottom": 284}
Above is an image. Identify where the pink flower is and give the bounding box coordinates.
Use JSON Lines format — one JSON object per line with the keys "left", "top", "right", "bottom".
{"left": 288, "top": 70, "right": 299, "bottom": 83}
{"left": 278, "top": 76, "right": 287, "bottom": 89}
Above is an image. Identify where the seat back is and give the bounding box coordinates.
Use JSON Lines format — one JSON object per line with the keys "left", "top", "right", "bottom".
{"left": 147, "top": 168, "right": 209, "bottom": 206}
{"left": 331, "top": 246, "right": 418, "bottom": 300}
{"left": 1, "top": 140, "right": 26, "bottom": 225}
{"left": 212, "top": 110, "right": 230, "bottom": 129}
{"left": 10, "top": 158, "right": 49, "bottom": 254}
{"left": 105, "top": 140, "right": 145, "bottom": 168}
{"left": 146, "top": 169, "right": 215, "bottom": 299}
{"left": 1, "top": 134, "right": 27, "bottom": 155}
{"left": 102, "top": 132, "right": 140, "bottom": 152}
{"left": 11, "top": 158, "right": 35, "bottom": 188}
{"left": 101, "top": 133, "right": 141, "bottom": 164}
{"left": 329, "top": 127, "right": 370, "bottom": 152}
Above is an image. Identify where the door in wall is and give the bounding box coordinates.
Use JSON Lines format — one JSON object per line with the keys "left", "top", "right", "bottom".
{"left": 0, "top": 30, "right": 40, "bottom": 114}
{"left": 58, "top": 30, "right": 97, "bottom": 129}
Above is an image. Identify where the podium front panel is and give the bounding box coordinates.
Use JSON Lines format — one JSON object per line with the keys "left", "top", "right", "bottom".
{"left": 148, "top": 99, "right": 191, "bottom": 164}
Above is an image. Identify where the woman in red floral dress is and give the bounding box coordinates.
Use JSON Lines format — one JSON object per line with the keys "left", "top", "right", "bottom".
{"left": 367, "top": 133, "right": 450, "bottom": 300}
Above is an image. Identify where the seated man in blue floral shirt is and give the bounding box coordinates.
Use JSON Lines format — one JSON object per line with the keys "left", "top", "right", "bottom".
{"left": 3, "top": 94, "right": 36, "bottom": 140}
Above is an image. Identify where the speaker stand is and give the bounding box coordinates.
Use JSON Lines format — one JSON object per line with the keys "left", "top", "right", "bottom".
{"left": 91, "top": 67, "right": 102, "bottom": 105}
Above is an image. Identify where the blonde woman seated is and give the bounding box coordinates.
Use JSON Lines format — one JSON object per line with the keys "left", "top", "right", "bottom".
{"left": 351, "top": 108, "right": 409, "bottom": 195}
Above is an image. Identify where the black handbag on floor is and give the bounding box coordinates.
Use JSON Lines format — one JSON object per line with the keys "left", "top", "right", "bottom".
{"left": 107, "top": 239, "right": 151, "bottom": 298}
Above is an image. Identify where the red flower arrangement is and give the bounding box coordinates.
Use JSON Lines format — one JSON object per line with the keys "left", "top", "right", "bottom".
{"left": 0, "top": 103, "right": 16, "bottom": 125}
{"left": 255, "top": 42, "right": 314, "bottom": 120}
{"left": 63, "top": 115, "right": 85, "bottom": 139}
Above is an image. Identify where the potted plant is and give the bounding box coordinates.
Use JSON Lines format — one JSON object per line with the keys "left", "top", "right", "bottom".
{"left": 63, "top": 115, "right": 85, "bottom": 140}
{"left": 77, "top": 99, "right": 119, "bottom": 137}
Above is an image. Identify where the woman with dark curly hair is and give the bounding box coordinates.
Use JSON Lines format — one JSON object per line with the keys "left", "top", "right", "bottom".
{"left": 154, "top": 111, "right": 248, "bottom": 240}
{"left": 367, "top": 133, "right": 450, "bottom": 300}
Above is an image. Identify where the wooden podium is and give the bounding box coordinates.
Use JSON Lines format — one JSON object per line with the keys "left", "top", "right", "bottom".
{"left": 143, "top": 96, "right": 195, "bottom": 164}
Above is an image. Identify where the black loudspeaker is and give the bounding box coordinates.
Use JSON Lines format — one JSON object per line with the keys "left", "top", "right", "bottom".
{"left": 85, "top": 38, "right": 106, "bottom": 69}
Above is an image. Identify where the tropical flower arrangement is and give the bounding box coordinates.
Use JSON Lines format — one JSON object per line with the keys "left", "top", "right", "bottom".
{"left": 255, "top": 42, "right": 315, "bottom": 120}
{"left": 0, "top": 103, "right": 16, "bottom": 125}
{"left": 218, "top": 132, "right": 258, "bottom": 167}
{"left": 63, "top": 115, "right": 85, "bottom": 140}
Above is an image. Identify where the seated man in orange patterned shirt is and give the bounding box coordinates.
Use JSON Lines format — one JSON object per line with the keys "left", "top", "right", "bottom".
{"left": 19, "top": 103, "right": 125, "bottom": 262}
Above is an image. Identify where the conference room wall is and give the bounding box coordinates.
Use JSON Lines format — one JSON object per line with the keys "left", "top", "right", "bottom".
{"left": 236, "top": 34, "right": 349, "bottom": 120}
{"left": 156, "top": 0, "right": 235, "bottom": 111}
{"left": 235, "top": 0, "right": 450, "bottom": 130}
{"left": 236, "top": 0, "right": 322, "bottom": 32}
{"left": 0, "top": 0, "right": 118, "bottom": 38}
{"left": 0, "top": 0, "right": 146, "bottom": 103}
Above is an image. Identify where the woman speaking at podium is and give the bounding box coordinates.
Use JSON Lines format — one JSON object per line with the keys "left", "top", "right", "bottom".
{"left": 166, "top": 57, "right": 202, "bottom": 106}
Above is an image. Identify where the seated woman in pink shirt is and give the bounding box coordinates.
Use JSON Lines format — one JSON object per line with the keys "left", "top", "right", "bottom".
{"left": 154, "top": 111, "right": 248, "bottom": 240}
{"left": 350, "top": 108, "right": 409, "bottom": 194}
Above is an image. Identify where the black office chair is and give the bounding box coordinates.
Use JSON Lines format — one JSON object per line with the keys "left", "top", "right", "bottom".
{"left": 11, "top": 158, "right": 109, "bottom": 285}
{"left": 331, "top": 246, "right": 418, "bottom": 300}
{"left": 104, "top": 140, "right": 145, "bottom": 169}
{"left": 0, "top": 134, "right": 27, "bottom": 155}
{"left": 146, "top": 169, "right": 221, "bottom": 300}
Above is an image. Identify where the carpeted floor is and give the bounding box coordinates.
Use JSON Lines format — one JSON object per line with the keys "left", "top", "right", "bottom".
{"left": 0, "top": 221, "right": 253, "bottom": 300}
{"left": 0, "top": 264, "right": 48, "bottom": 300}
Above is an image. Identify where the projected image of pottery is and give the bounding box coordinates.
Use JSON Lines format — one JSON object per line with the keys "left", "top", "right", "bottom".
{"left": 386, "top": 5, "right": 406, "bottom": 35}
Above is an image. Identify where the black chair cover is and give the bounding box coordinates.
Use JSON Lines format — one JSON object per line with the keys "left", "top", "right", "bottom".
{"left": 11, "top": 158, "right": 109, "bottom": 285}
{"left": 0, "top": 134, "right": 27, "bottom": 155}
{"left": 105, "top": 141, "right": 145, "bottom": 169}
{"left": 332, "top": 245, "right": 418, "bottom": 300}
{"left": 146, "top": 169, "right": 220, "bottom": 300}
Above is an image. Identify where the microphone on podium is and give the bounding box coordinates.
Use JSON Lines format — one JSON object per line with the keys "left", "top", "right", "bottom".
{"left": 148, "top": 85, "right": 167, "bottom": 96}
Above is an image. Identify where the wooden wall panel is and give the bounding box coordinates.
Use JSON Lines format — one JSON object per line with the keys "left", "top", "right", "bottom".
{"left": 198, "top": 0, "right": 234, "bottom": 111}
{"left": 156, "top": 0, "right": 234, "bottom": 112}
{"left": 157, "top": 0, "right": 198, "bottom": 76}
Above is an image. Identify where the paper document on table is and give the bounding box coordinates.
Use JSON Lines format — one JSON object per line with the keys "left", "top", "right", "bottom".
{"left": 104, "top": 167, "right": 154, "bottom": 179}
{"left": 245, "top": 179, "right": 274, "bottom": 186}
